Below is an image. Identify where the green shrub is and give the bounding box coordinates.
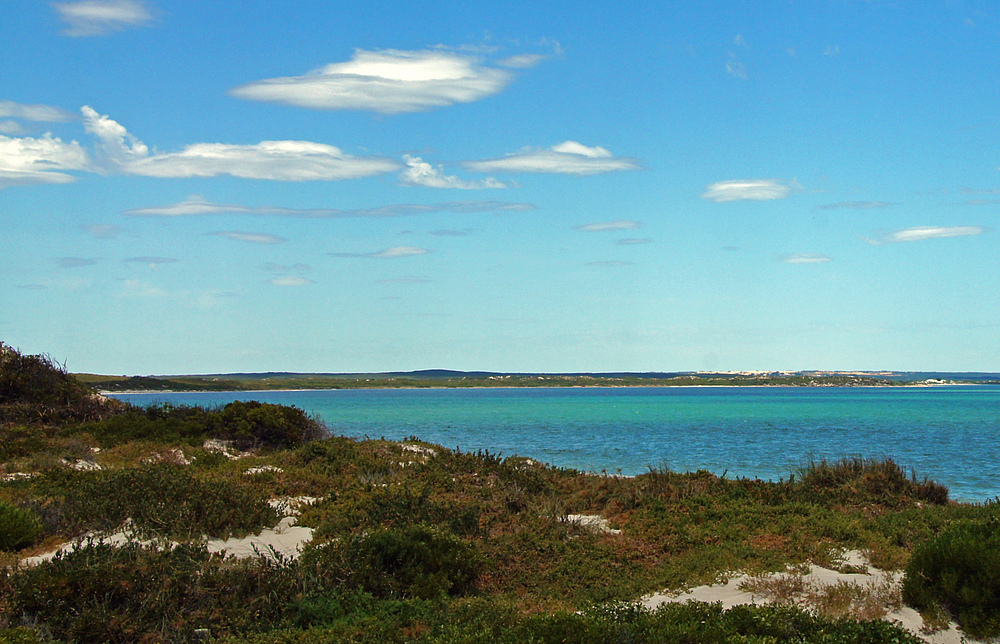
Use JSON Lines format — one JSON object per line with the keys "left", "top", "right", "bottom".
{"left": 305, "top": 524, "right": 484, "bottom": 600}
{"left": 209, "top": 401, "right": 327, "bottom": 450}
{"left": 0, "top": 501, "right": 43, "bottom": 551}
{"left": 3, "top": 541, "right": 298, "bottom": 643}
{"left": 64, "top": 463, "right": 279, "bottom": 538}
{"left": 796, "top": 457, "right": 949, "bottom": 506}
{"left": 312, "top": 485, "right": 482, "bottom": 538}
{"left": 902, "top": 516, "right": 1000, "bottom": 638}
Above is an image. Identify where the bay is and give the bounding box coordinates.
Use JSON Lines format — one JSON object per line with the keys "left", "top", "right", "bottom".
{"left": 110, "top": 385, "right": 1000, "bottom": 503}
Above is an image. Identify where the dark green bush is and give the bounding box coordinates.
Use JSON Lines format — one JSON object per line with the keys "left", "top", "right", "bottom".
{"left": 0, "top": 501, "right": 43, "bottom": 551}
{"left": 305, "top": 524, "right": 484, "bottom": 600}
{"left": 63, "top": 463, "right": 279, "bottom": 538}
{"left": 209, "top": 401, "right": 326, "bottom": 450}
{"left": 313, "top": 485, "right": 482, "bottom": 538}
{"left": 903, "top": 516, "right": 1000, "bottom": 638}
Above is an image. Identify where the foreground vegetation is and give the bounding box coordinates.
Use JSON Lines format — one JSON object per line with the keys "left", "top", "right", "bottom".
{"left": 2, "top": 342, "right": 998, "bottom": 642}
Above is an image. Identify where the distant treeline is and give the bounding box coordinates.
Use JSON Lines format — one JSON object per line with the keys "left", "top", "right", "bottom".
{"left": 73, "top": 372, "right": 919, "bottom": 392}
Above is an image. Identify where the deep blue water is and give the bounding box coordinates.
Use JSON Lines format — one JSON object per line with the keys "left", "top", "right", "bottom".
{"left": 110, "top": 386, "right": 1000, "bottom": 503}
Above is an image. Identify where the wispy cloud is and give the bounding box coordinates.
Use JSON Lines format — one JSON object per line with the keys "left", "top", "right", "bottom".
{"left": 54, "top": 0, "right": 155, "bottom": 37}
{"left": 0, "top": 100, "right": 76, "bottom": 122}
{"left": 815, "top": 201, "right": 897, "bottom": 210}
{"left": 960, "top": 187, "right": 1000, "bottom": 195}
{"left": 463, "top": 141, "right": 640, "bottom": 175}
{"left": 616, "top": 238, "right": 652, "bottom": 245}
{"left": 82, "top": 223, "right": 120, "bottom": 239}
{"left": 123, "top": 195, "right": 535, "bottom": 217}
{"left": 702, "top": 179, "right": 799, "bottom": 202}
{"left": 725, "top": 57, "right": 747, "bottom": 80}
{"left": 498, "top": 54, "right": 547, "bottom": 68}
{"left": 118, "top": 278, "right": 167, "bottom": 298}
{"left": 0, "top": 133, "right": 92, "bottom": 187}
{"left": 330, "top": 246, "right": 429, "bottom": 259}
{"left": 575, "top": 220, "right": 640, "bottom": 232}
{"left": 82, "top": 106, "right": 400, "bottom": 180}
{"left": 824, "top": 45, "right": 841, "bottom": 56}
{"left": 230, "top": 49, "right": 521, "bottom": 114}
{"left": 400, "top": 155, "right": 506, "bottom": 189}
{"left": 209, "top": 231, "right": 286, "bottom": 244}
{"left": 781, "top": 253, "right": 831, "bottom": 264}
{"left": 123, "top": 256, "right": 178, "bottom": 267}
{"left": 58, "top": 257, "right": 98, "bottom": 268}
{"left": 865, "top": 225, "right": 987, "bottom": 244}
{"left": 268, "top": 276, "right": 313, "bottom": 287}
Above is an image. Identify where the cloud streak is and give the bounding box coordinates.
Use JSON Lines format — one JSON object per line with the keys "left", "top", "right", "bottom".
{"left": 463, "top": 141, "right": 640, "bottom": 175}
{"left": 54, "top": 0, "right": 155, "bottom": 37}
{"left": 782, "top": 254, "right": 831, "bottom": 264}
{"left": 230, "top": 49, "right": 518, "bottom": 114}
{"left": 865, "top": 226, "right": 987, "bottom": 244}
{"left": 702, "top": 179, "right": 799, "bottom": 202}
{"left": 575, "top": 220, "right": 640, "bottom": 232}
{"left": 330, "top": 246, "right": 429, "bottom": 259}
{"left": 210, "top": 231, "right": 287, "bottom": 244}
{"left": 123, "top": 195, "right": 535, "bottom": 218}
{"left": 82, "top": 106, "right": 400, "bottom": 180}
{"left": 0, "top": 100, "right": 76, "bottom": 122}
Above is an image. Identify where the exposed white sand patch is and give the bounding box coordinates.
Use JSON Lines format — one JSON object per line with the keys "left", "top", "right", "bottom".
{"left": 203, "top": 439, "right": 252, "bottom": 460}
{"left": 245, "top": 465, "right": 283, "bottom": 475}
{"left": 0, "top": 472, "right": 37, "bottom": 481}
{"left": 144, "top": 447, "right": 192, "bottom": 466}
{"left": 21, "top": 496, "right": 318, "bottom": 566}
{"left": 565, "top": 514, "right": 621, "bottom": 535}
{"left": 640, "top": 550, "right": 966, "bottom": 643}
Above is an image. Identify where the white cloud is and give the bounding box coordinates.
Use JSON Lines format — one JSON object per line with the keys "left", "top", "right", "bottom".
{"left": 81, "top": 106, "right": 400, "bottom": 180}
{"left": 0, "top": 121, "right": 28, "bottom": 135}
{"left": 400, "top": 154, "right": 506, "bottom": 189}
{"left": 210, "top": 231, "right": 286, "bottom": 244}
{"left": 702, "top": 179, "right": 798, "bottom": 202}
{"left": 575, "top": 220, "right": 640, "bottom": 232}
{"left": 0, "top": 100, "right": 75, "bottom": 122}
{"left": 330, "top": 246, "right": 429, "bottom": 259}
{"left": 54, "top": 0, "right": 154, "bottom": 36}
{"left": 0, "top": 133, "right": 92, "bottom": 187}
{"left": 230, "top": 49, "right": 517, "bottom": 114}
{"left": 124, "top": 195, "right": 535, "bottom": 217}
{"left": 617, "top": 238, "right": 652, "bottom": 245}
{"left": 463, "top": 141, "right": 640, "bottom": 175}
{"left": 867, "top": 226, "right": 986, "bottom": 244}
{"left": 268, "top": 276, "right": 313, "bottom": 287}
{"left": 782, "top": 254, "right": 831, "bottom": 264}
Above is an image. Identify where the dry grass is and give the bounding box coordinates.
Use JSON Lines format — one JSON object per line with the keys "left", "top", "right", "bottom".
{"left": 740, "top": 569, "right": 902, "bottom": 621}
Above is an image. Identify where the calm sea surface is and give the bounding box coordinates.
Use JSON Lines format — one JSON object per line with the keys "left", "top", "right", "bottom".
{"left": 111, "top": 386, "right": 1000, "bottom": 503}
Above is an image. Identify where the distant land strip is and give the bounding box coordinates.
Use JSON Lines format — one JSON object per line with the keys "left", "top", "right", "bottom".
{"left": 74, "top": 371, "right": 1000, "bottom": 393}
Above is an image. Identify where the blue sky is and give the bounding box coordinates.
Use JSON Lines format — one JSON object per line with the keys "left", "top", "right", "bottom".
{"left": 2, "top": 0, "right": 998, "bottom": 374}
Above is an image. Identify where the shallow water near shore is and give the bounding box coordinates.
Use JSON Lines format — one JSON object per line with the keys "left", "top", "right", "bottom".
{"left": 111, "top": 385, "right": 1000, "bottom": 503}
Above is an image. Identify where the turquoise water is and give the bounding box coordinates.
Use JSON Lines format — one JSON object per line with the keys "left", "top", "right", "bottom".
{"left": 111, "top": 386, "right": 1000, "bottom": 503}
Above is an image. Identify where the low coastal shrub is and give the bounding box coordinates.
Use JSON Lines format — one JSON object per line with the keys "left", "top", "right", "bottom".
{"left": 795, "top": 456, "right": 949, "bottom": 506}
{"left": 304, "top": 524, "right": 485, "bottom": 600}
{"left": 209, "top": 401, "right": 327, "bottom": 450}
{"left": 0, "top": 501, "right": 42, "bottom": 551}
{"left": 4, "top": 541, "right": 299, "bottom": 644}
{"left": 63, "top": 462, "right": 279, "bottom": 538}
{"left": 902, "top": 515, "right": 1000, "bottom": 638}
